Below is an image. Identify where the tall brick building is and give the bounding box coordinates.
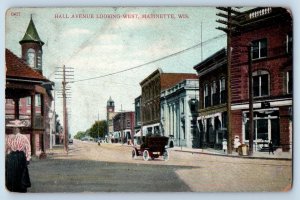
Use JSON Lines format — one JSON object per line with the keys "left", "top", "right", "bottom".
{"left": 140, "top": 68, "right": 198, "bottom": 136}
{"left": 229, "top": 7, "right": 293, "bottom": 152}
{"left": 194, "top": 48, "right": 228, "bottom": 149}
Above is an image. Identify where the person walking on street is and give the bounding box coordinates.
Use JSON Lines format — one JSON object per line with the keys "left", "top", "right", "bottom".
{"left": 269, "top": 140, "right": 274, "bottom": 155}
{"left": 5, "top": 120, "right": 31, "bottom": 192}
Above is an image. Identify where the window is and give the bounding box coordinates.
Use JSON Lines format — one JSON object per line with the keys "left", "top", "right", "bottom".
{"left": 27, "top": 97, "right": 31, "bottom": 105}
{"left": 220, "top": 77, "right": 226, "bottom": 104}
{"left": 26, "top": 48, "right": 36, "bottom": 68}
{"left": 286, "top": 32, "right": 292, "bottom": 54}
{"left": 204, "top": 83, "right": 211, "bottom": 108}
{"left": 287, "top": 70, "right": 293, "bottom": 94}
{"left": 252, "top": 39, "right": 267, "bottom": 59}
{"left": 253, "top": 71, "right": 269, "bottom": 97}
{"left": 212, "top": 81, "right": 218, "bottom": 105}
{"left": 37, "top": 50, "right": 42, "bottom": 69}
{"left": 221, "top": 112, "right": 227, "bottom": 129}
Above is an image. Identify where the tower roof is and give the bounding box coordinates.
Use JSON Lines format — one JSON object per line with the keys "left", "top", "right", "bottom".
{"left": 107, "top": 96, "right": 114, "bottom": 103}
{"left": 19, "top": 16, "right": 44, "bottom": 45}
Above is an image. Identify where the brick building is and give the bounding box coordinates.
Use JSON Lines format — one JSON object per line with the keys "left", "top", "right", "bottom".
{"left": 140, "top": 68, "right": 198, "bottom": 136}
{"left": 112, "top": 111, "right": 135, "bottom": 144}
{"left": 194, "top": 48, "right": 228, "bottom": 149}
{"left": 229, "top": 7, "right": 292, "bottom": 152}
{"left": 5, "top": 17, "right": 54, "bottom": 156}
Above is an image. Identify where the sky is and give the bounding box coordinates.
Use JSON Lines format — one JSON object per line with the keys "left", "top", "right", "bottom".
{"left": 2, "top": 1, "right": 300, "bottom": 200}
{"left": 5, "top": 7, "right": 231, "bottom": 135}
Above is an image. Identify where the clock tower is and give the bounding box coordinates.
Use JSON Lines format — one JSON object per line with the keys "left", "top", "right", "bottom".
{"left": 106, "top": 97, "right": 115, "bottom": 139}
{"left": 19, "top": 15, "right": 44, "bottom": 74}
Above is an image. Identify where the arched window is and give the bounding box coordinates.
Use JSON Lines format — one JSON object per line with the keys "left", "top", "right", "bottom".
{"left": 26, "top": 48, "right": 35, "bottom": 68}
{"left": 253, "top": 70, "right": 270, "bottom": 97}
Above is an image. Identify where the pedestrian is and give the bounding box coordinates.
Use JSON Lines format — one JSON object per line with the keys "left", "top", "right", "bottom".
{"left": 269, "top": 140, "right": 274, "bottom": 155}
{"left": 5, "top": 120, "right": 31, "bottom": 192}
{"left": 222, "top": 139, "right": 227, "bottom": 153}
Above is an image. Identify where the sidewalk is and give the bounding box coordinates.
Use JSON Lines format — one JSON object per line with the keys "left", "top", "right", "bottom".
{"left": 171, "top": 146, "right": 292, "bottom": 160}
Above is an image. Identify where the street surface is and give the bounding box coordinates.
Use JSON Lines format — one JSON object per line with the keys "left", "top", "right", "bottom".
{"left": 28, "top": 140, "right": 292, "bottom": 192}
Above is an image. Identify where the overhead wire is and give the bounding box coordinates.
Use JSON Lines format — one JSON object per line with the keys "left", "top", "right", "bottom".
{"left": 70, "top": 33, "right": 226, "bottom": 84}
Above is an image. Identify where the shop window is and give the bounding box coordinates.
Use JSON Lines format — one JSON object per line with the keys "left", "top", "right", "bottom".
{"left": 253, "top": 71, "right": 269, "bottom": 97}
{"left": 252, "top": 38, "right": 267, "bottom": 59}
{"left": 221, "top": 112, "right": 227, "bottom": 129}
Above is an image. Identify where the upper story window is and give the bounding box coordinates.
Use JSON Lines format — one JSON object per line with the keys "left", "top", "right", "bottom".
{"left": 220, "top": 77, "right": 226, "bottom": 104}
{"left": 286, "top": 32, "right": 293, "bottom": 54}
{"left": 287, "top": 70, "right": 293, "bottom": 94}
{"left": 252, "top": 39, "right": 267, "bottom": 59}
{"left": 253, "top": 70, "right": 269, "bottom": 97}
{"left": 204, "top": 83, "right": 211, "bottom": 108}
{"left": 212, "top": 81, "right": 218, "bottom": 105}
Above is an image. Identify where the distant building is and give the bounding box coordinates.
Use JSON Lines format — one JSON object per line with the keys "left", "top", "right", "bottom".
{"left": 230, "top": 7, "right": 293, "bottom": 152}
{"left": 106, "top": 96, "right": 116, "bottom": 142}
{"left": 112, "top": 111, "right": 135, "bottom": 144}
{"left": 160, "top": 78, "right": 199, "bottom": 148}
{"left": 194, "top": 48, "right": 228, "bottom": 149}
{"left": 140, "top": 68, "right": 198, "bottom": 136}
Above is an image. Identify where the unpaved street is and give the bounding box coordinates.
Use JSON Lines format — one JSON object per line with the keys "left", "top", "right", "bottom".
{"left": 28, "top": 140, "right": 292, "bottom": 192}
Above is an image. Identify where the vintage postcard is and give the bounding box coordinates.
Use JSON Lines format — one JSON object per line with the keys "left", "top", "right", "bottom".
{"left": 4, "top": 7, "right": 292, "bottom": 193}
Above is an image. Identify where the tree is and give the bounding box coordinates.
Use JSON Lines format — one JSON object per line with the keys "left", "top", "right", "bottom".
{"left": 89, "top": 120, "right": 107, "bottom": 139}
{"left": 74, "top": 131, "right": 86, "bottom": 140}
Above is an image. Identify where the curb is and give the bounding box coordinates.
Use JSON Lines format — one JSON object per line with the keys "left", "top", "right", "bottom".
{"left": 173, "top": 149, "right": 292, "bottom": 161}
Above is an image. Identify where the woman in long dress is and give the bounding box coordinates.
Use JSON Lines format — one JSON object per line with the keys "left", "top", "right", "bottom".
{"left": 5, "top": 120, "right": 31, "bottom": 192}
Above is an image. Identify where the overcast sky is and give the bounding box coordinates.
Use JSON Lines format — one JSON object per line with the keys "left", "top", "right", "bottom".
{"left": 5, "top": 7, "right": 242, "bottom": 134}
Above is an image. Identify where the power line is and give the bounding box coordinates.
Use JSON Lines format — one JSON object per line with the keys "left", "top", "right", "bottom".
{"left": 70, "top": 33, "right": 226, "bottom": 83}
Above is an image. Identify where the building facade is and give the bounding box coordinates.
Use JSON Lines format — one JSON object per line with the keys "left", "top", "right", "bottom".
{"left": 134, "top": 96, "right": 142, "bottom": 134}
{"left": 140, "top": 68, "right": 199, "bottom": 136}
{"left": 160, "top": 78, "right": 199, "bottom": 148}
{"left": 106, "top": 96, "right": 116, "bottom": 142}
{"left": 112, "top": 112, "right": 135, "bottom": 144}
{"left": 194, "top": 48, "right": 228, "bottom": 149}
{"left": 5, "top": 16, "right": 54, "bottom": 156}
{"left": 230, "top": 7, "right": 292, "bottom": 152}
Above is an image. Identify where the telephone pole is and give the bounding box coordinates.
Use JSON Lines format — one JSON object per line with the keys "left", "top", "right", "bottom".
{"left": 216, "top": 7, "right": 240, "bottom": 154}
{"left": 248, "top": 43, "right": 254, "bottom": 155}
{"left": 55, "top": 65, "right": 74, "bottom": 153}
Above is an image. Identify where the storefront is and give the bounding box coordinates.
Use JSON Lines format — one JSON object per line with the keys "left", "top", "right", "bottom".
{"left": 242, "top": 108, "right": 280, "bottom": 151}
{"left": 197, "top": 111, "right": 227, "bottom": 149}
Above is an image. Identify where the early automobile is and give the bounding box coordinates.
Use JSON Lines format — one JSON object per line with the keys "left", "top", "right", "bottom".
{"left": 132, "top": 135, "right": 169, "bottom": 161}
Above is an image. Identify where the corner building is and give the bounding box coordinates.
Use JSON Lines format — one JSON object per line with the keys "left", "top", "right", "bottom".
{"left": 230, "top": 8, "right": 292, "bottom": 152}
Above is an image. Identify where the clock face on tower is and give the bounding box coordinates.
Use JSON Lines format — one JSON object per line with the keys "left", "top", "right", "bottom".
{"left": 108, "top": 108, "right": 112, "bottom": 112}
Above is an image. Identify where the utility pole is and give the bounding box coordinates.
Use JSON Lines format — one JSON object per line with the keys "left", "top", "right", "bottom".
{"left": 216, "top": 7, "right": 240, "bottom": 154}
{"left": 55, "top": 65, "right": 74, "bottom": 154}
{"left": 248, "top": 43, "right": 254, "bottom": 155}
{"left": 62, "top": 65, "right": 68, "bottom": 153}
